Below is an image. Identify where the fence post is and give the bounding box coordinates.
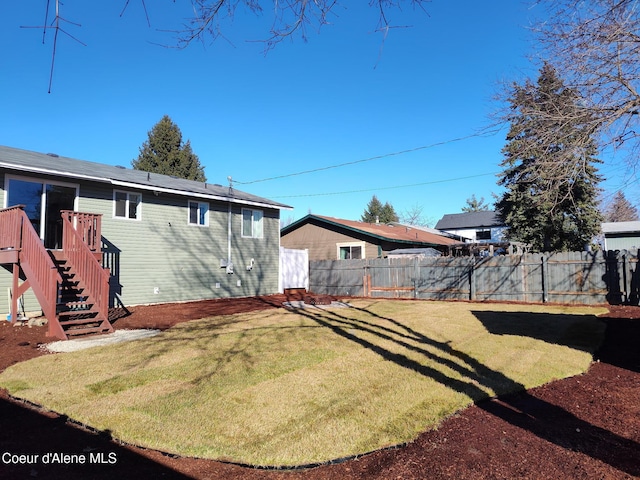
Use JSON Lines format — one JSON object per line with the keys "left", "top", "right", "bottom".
{"left": 363, "top": 263, "right": 370, "bottom": 297}
{"left": 469, "top": 257, "right": 476, "bottom": 301}
{"left": 622, "top": 253, "right": 628, "bottom": 304}
{"left": 541, "top": 254, "right": 548, "bottom": 303}
{"left": 413, "top": 257, "right": 419, "bottom": 299}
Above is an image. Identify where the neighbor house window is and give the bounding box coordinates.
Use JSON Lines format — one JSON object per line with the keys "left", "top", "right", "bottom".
{"left": 242, "top": 208, "right": 263, "bottom": 238}
{"left": 188, "top": 201, "right": 209, "bottom": 226}
{"left": 114, "top": 191, "right": 141, "bottom": 220}
{"left": 337, "top": 242, "right": 365, "bottom": 259}
{"left": 476, "top": 229, "right": 492, "bottom": 241}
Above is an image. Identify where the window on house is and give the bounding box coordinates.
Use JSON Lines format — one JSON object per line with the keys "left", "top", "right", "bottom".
{"left": 188, "top": 201, "right": 209, "bottom": 226}
{"left": 5, "top": 176, "right": 78, "bottom": 249}
{"left": 242, "top": 208, "right": 263, "bottom": 238}
{"left": 337, "top": 242, "right": 365, "bottom": 259}
{"left": 476, "top": 229, "right": 492, "bottom": 240}
{"left": 114, "top": 191, "right": 141, "bottom": 220}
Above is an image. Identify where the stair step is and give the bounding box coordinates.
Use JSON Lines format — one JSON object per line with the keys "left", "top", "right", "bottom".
{"left": 58, "top": 317, "right": 102, "bottom": 326}
{"left": 56, "top": 301, "right": 92, "bottom": 313}
{"left": 59, "top": 298, "right": 93, "bottom": 307}
{"left": 64, "top": 326, "right": 112, "bottom": 337}
{"left": 57, "top": 295, "right": 87, "bottom": 306}
{"left": 58, "top": 308, "right": 99, "bottom": 318}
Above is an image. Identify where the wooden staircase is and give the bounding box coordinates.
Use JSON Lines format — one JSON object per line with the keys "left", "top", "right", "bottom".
{"left": 0, "top": 206, "right": 113, "bottom": 340}
{"left": 51, "top": 251, "right": 113, "bottom": 337}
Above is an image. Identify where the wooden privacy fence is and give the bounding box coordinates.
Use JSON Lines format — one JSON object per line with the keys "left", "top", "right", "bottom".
{"left": 309, "top": 250, "right": 639, "bottom": 305}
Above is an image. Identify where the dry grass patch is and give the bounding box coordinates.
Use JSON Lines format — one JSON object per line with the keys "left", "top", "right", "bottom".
{"left": 0, "top": 300, "right": 606, "bottom": 466}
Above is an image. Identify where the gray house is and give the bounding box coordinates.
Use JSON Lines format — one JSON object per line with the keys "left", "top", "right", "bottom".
{"left": 435, "top": 211, "right": 506, "bottom": 244}
{"left": 601, "top": 221, "right": 640, "bottom": 251}
{"left": 0, "top": 145, "right": 290, "bottom": 339}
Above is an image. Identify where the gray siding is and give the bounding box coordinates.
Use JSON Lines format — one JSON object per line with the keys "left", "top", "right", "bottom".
{"left": 606, "top": 236, "right": 640, "bottom": 251}
{"left": 83, "top": 182, "right": 280, "bottom": 306}
{"left": 1, "top": 174, "right": 281, "bottom": 315}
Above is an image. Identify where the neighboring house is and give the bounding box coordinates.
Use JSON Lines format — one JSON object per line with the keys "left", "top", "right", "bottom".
{"left": 386, "top": 247, "right": 442, "bottom": 259}
{"left": 601, "top": 222, "right": 640, "bottom": 251}
{"left": 280, "top": 215, "right": 460, "bottom": 261}
{"left": 0, "top": 145, "right": 290, "bottom": 339}
{"left": 435, "top": 211, "right": 507, "bottom": 244}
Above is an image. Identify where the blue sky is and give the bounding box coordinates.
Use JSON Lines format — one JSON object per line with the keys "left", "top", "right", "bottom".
{"left": 2, "top": 1, "right": 636, "bottom": 225}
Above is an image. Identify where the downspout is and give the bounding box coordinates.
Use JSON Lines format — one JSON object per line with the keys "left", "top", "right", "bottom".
{"left": 226, "top": 176, "right": 234, "bottom": 273}
{"left": 227, "top": 202, "right": 232, "bottom": 270}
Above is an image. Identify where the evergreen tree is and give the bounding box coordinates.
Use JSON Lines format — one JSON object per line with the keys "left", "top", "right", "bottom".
{"left": 361, "top": 195, "right": 399, "bottom": 223}
{"left": 496, "top": 63, "right": 603, "bottom": 252}
{"left": 603, "top": 191, "right": 639, "bottom": 222}
{"left": 461, "top": 194, "right": 489, "bottom": 212}
{"left": 132, "top": 115, "right": 206, "bottom": 182}
{"left": 381, "top": 202, "right": 399, "bottom": 223}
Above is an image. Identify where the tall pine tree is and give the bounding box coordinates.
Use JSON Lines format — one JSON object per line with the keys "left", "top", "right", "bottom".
{"left": 496, "top": 63, "right": 603, "bottom": 252}
{"left": 361, "top": 195, "right": 399, "bottom": 223}
{"left": 461, "top": 194, "right": 490, "bottom": 212}
{"left": 603, "top": 191, "right": 639, "bottom": 222}
{"left": 132, "top": 115, "right": 206, "bottom": 182}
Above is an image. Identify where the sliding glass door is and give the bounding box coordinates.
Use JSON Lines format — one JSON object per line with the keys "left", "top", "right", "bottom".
{"left": 5, "top": 177, "right": 78, "bottom": 249}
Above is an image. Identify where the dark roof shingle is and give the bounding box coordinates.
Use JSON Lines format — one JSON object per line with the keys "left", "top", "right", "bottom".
{"left": 0, "top": 145, "right": 290, "bottom": 210}
{"left": 435, "top": 211, "right": 502, "bottom": 230}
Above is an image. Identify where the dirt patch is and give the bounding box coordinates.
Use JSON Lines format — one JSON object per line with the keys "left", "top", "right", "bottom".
{"left": 0, "top": 297, "right": 638, "bottom": 479}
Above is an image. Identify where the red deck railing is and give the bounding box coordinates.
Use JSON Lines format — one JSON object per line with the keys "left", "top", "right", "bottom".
{"left": 60, "top": 210, "right": 102, "bottom": 254}
{"left": 60, "top": 211, "right": 109, "bottom": 324}
{"left": 0, "top": 206, "right": 63, "bottom": 337}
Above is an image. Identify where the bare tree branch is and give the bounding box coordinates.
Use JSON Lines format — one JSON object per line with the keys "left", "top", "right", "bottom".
{"left": 536, "top": 0, "right": 640, "bottom": 163}
{"left": 177, "top": 0, "right": 431, "bottom": 50}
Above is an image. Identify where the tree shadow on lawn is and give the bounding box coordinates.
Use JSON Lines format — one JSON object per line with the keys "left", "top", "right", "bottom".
{"left": 472, "top": 310, "right": 606, "bottom": 353}
{"left": 474, "top": 312, "right": 640, "bottom": 477}
{"left": 0, "top": 394, "right": 193, "bottom": 480}
{"left": 292, "top": 303, "right": 640, "bottom": 477}
{"left": 293, "top": 303, "right": 522, "bottom": 400}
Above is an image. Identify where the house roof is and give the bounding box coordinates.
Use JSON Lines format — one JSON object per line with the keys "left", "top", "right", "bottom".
{"left": 435, "top": 211, "right": 502, "bottom": 230}
{"left": 386, "top": 247, "right": 442, "bottom": 257}
{"left": 602, "top": 221, "right": 640, "bottom": 234}
{"left": 0, "top": 145, "right": 291, "bottom": 210}
{"left": 282, "top": 214, "right": 461, "bottom": 247}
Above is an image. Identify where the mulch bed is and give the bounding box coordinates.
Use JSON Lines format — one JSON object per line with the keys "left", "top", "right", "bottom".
{"left": 0, "top": 295, "right": 638, "bottom": 479}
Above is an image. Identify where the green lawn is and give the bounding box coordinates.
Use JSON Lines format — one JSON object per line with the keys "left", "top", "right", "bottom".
{"left": 0, "top": 299, "right": 607, "bottom": 466}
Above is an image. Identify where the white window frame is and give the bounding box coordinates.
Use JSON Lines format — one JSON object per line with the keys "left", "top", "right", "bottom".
{"left": 113, "top": 190, "right": 142, "bottom": 220}
{"left": 241, "top": 208, "right": 264, "bottom": 238}
{"left": 4, "top": 174, "right": 79, "bottom": 241}
{"left": 337, "top": 241, "right": 366, "bottom": 260}
{"left": 188, "top": 200, "right": 209, "bottom": 227}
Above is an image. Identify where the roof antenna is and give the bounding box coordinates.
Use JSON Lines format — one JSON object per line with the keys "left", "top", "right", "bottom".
{"left": 227, "top": 176, "right": 234, "bottom": 194}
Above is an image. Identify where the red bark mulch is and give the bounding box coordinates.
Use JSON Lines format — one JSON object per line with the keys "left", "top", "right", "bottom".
{"left": 0, "top": 295, "right": 638, "bottom": 479}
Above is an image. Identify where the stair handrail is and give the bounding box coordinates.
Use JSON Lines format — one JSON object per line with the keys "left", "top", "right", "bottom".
{"left": 0, "top": 205, "right": 25, "bottom": 250}
{"left": 60, "top": 210, "right": 102, "bottom": 253}
{"left": 60, "top": 211, "right": 109, "bottom": 322}
{"left": 0, "top": 205, "right": 62, "bottom": 335}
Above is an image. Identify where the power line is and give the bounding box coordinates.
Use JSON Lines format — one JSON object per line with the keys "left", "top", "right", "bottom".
{"left": 233, "top": 129, "right": 501, "bottom": 185}
{"left": 272, "top": 172, "right": 499, "bottom": 198}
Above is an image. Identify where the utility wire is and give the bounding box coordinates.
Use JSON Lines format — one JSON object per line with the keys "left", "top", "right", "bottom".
{"left": 272, "top": 172, "right": 499, "bottom": 198}
{"left": 233, "top": 129, "right": 501, "bottom": 185}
